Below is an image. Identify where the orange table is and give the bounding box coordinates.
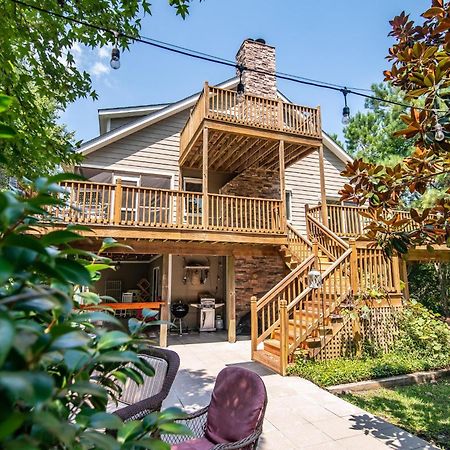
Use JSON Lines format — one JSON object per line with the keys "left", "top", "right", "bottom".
{"left": 79, "top": 302, "right": 165, "bottom": 311}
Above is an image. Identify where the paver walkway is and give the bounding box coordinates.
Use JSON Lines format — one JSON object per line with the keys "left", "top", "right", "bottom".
{"left": 163, "top": 333, "right": 437, "bottom": 450}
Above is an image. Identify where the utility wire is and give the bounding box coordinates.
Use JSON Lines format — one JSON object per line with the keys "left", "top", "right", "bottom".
{"left": 10, "top": 0, "right": 444, "bottom": 113}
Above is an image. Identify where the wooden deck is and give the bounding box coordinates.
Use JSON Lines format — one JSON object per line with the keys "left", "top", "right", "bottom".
{"left": 179, "top": 83, "right": 322, "bottom": 172}
{"left": 49, "top": 180, "right": 287, "bottom": 248}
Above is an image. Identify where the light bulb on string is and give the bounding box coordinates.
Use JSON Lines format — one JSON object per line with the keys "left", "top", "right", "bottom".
{"left": 435, "top": 123, "right": 445, "bottom": 142}
{"left": 236, "top": 66, "right": 245, "bottom": 103}
{"left": 341, "top": 87, "right": 350, "bottom": 125}
{"left": 110, "top": 32, "right": 121, "bottom": 70}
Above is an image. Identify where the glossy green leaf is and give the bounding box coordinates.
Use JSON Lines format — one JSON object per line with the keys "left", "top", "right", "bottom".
{"left": 0, "top": 312, "right": 15, "bottom": 366}
{"left": 97, "top": 330, "right": 131, "bottom": 350}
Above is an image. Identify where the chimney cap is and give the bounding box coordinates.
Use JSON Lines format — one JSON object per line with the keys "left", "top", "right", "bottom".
{"left": 255, "top": 38, "right": 266, "bottom": 44}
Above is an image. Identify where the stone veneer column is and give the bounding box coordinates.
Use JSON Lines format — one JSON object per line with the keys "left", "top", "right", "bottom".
{"left": 236, "top": 38, "right": 277, "bottom": 99}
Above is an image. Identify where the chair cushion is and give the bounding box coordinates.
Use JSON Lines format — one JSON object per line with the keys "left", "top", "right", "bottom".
{"left": 119, "top": 354, "right": 168, "bottom": 405}
{"left": 205, "top": 366, "right": 266, "bottom": 444}
{"left": 171, "top": 437, "right": 215, "bottom": 450}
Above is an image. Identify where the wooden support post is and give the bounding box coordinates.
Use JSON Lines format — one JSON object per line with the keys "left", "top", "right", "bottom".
{"left": 305, "top": 204, "right": 311, "bottom": 240}
{"left": 202, "top": 127, "right": 209, "bottom": 229}
{"left": 318, "top": 145, "right": 328, "bottom": 225}
{"left": 226, "top": 256, "right": 236, "bottom": 343}
{"left": 278, "top": 140, "right": 286, "bottom": 230}
{"left": 159, "top": 253, "right": 170, "bottom": 347}
{"left": 176, "top": 169, "right": 182, "bottom": 226}
{"left": 278, "top": 100, "right": 284, "bottom": 129}
{"left": 250, "top": 296, "right": 258, "bottom": 356}
{"left": 400, "top": 258, "right": 410, "bottom": 300}
{"left": 279, "top": 299, "right": 288, "bottom": 376}
{"left": 392, "top": 255, "right": 402, "bottom": 294}
{"left": 349, "top": 238, "right": 358, "bottom": 294}
{"left": 313, "top": 238, "right": 319, "bottom": 268}
{"left": 113, "top": 178, "right": 122, "bottom": 225}
{"left": 204, "top": 81, "right": 209, "bottom": 116}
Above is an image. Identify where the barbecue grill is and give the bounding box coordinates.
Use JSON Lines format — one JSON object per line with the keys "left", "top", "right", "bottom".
{"left": 190, "top": 297, "right": 224, "bottom": 332}
{"left": 171, "top": 301, "right": 189, "bottom": 335}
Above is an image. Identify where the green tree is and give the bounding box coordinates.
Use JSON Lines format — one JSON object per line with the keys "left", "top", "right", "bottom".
{"left": 0, "top": 0, "right": 195, "bottom": 179}
{"left": 343, "top": 83, "right": 414, "bottom": 164}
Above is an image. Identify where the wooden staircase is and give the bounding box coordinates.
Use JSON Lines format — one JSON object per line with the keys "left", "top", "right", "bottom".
{"left": 251, "top": 214, "right": 403, "bottom": 375}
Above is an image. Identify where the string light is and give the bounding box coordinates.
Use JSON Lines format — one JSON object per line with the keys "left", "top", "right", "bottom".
{"left": 341, "top": 88, "right": 350, "bottom": 125}
{"left": 435, "top": 123, "right": 445, "bottom": 142}
{"left": 110, "top": 32, "right": 121, "bottom": 70}
{"left": 236, "top": 66, "right": 245, "bottom": 102}
{"left": 10, "top": 0, "right": 449, "bottom": 117}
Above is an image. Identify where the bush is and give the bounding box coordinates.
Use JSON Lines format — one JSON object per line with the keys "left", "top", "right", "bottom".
{"left": 0, "top": 176, "right": 188, "bottom": 449}
{"left": 288, "top": 300, "right": 450, "bottom": 387}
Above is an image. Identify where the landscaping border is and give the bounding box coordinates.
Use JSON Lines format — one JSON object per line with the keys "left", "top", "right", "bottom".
{"left": 327, "top": 368, "right": 450, "bottom": 394}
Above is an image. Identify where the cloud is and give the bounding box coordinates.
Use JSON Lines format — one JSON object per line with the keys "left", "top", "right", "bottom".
{"left": 98, "top": 46, "right": 111, "bottom": 60}
{"left": 91, "top": 61, "right": 110, "bottom": 77}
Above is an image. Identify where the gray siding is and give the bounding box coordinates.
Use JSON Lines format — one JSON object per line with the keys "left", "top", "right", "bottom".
{"left": 84, "top": 110, "right": 190, "bottom": 189}
{"left": 285, "top": 147, "right": 346, "bottom": 235}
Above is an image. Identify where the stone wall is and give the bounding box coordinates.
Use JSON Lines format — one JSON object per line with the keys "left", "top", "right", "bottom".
{"left": 235, "top": 254, "right": 286, "bottom": 320}
{"left": 236, "top": 39, "right": 277, "bottom": 99}
{"left": 219, "top": 168, "right": 280, "bottom": 199}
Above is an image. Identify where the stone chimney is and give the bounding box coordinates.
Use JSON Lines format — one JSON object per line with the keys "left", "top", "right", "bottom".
{"left": 236, "top": 38, "right": 277, "bottom": 99}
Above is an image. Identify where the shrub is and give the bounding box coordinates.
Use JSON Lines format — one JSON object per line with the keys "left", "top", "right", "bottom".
{"left": 0, "top": 176, "right": 188, "bottom": 449}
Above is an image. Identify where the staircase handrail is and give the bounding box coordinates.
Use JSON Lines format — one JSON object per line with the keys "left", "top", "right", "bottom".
{"left": 286, "top": 247, "right": 352, "bottom": 313}
{"left": 256, "top": 254, "right": 315, "bottom": 311}
{"left": 306, "top": 214, "right": 349, "bottom": 260}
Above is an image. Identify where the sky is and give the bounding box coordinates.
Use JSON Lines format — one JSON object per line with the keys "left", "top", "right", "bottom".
{"left": 62, "top": 0, "right": 429, "bottom": 144}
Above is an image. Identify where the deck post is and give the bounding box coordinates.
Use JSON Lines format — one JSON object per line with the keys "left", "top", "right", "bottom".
{"left": 279, "top": 299, "right": 288, "bottom": 376}
{"left": 318, "top": 145, "right": 328, "bottom": 225}
{"left": 349, "top": 238, "right": 358, "bottom": 294}
{"left": 159, "top": 253, "right": 170, "bottom": 347}
{"left": 313, "top": 238, "right": 319, "bottom": 267}
{"left": 226, "top": 255, "right": 236, "bottom": 343}
{"left": 203, "top": 81, "right": 209, "bottom": 117}
{"left": 305, "top": 204, "right": 311, "bottom": 240}
{"left": 202, "top": 127, "right": 209, "bottom": 229}
{"left": 176, "top": 168, "right": 182, "bottom": 226}
{"left": 113, "top": 178, "right": 122, "bottom": 225}
{"left": 278, "top": 140, "right": 286, "bottom": 231}
{"left": 392, "top": 254, "right": 402, "bottom": 294}
{"left": 400, "top": 259, "right": 410, "bottom": 300}
{"left": 250, "top": 296, "right": 257, "bottom": 356}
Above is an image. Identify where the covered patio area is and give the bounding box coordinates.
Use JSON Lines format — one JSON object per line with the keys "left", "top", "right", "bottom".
{"left": 163, "top": 337, "right": 436, "bottom": 450}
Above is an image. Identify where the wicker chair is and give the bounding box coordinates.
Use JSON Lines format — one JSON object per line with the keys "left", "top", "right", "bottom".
{"left": 112, "top": 346, "right": 180, "bottom": 421}
{"left": 163, "top": 366, "right": 267, "bottom": 450}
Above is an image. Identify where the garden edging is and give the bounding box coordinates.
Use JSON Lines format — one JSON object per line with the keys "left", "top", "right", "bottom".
{"left": 327, "top": 368, "right": 450, "bottom": 394}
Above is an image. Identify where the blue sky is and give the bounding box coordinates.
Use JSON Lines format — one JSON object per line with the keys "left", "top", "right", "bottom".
{"left": 62, "top": 0, "right": 428, "bottom": 144}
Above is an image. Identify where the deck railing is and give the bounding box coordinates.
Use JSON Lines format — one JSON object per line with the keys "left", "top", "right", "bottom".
{"left": 180, "top": 83, "right": 321, "bottom": 156}
{"left": 51, "top": 180, "right": 284, "bottom": 234}
{"left": 307, "top": 204, "right": 412, "bottom": 239}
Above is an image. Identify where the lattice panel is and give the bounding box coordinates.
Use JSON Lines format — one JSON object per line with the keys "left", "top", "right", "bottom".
{"left": 315, "top": 306, "right": 402, "bottom": 361}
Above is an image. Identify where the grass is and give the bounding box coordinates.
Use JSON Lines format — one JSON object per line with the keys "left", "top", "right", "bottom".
{"left": 341, "top": 380, "right": 450, "bottom": 449}
{"left": 287, "top": 351, "right": 450, "bottom": 387}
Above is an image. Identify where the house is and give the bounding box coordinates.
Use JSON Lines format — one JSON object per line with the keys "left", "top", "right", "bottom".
{"left": 58, "top": 38, "right": 433, "bottom": 374}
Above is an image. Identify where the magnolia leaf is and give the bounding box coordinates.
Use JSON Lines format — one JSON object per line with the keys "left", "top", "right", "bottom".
{"left": 89, "top": 412, "right": 123, "bottom": 430}
{"left": 0, "top": 312, "right": 15, "bottom": 366}
{"left": 97, "top": 330, "right": 131, "bottom": 350}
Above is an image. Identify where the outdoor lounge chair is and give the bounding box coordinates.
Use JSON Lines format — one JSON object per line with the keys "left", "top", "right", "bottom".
{"left": 163, "top": 366, "right": 267, "bottom": 450}
{"left": 112, "top": 346, "right": 180, "bottom": 421}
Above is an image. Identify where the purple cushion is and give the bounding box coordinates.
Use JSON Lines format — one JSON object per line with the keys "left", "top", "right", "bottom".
{"left": 171, "top": 437, "right": 215, "bottom": 450}
{"left": 205, "top": 367, "right": 266, "bottom": 444}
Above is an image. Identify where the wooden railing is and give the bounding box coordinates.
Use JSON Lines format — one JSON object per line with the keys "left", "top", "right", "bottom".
{"left": 283, "top": 248, "right": 352, "bottom": 356}
{"left": 308, "top": 204, "right": 413, "bottom": 239}
{"left": 52, "top": 180, "right": 284, "bottom": 235}
{"left": 287, "top": 223, "right": 313, "bottom": 262}
{"left": 306, "top": 215, "right": 349, "bottom": 260}
{"left": 355, "top": 243, "right": 401, "bottom": 293}
{"left": 252, "top": 255, "right": 316, "bottom": 347}
{"left": 180, "top": 83, "right": 321, "bottom": 155}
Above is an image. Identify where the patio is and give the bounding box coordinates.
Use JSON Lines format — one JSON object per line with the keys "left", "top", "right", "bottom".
{"left": 163, "top": 333, "right": 438, "bottom": 450}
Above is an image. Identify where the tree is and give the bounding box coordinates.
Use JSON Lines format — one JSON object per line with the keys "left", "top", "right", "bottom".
{"left": 1, "top": 0, "right": 195, "bottom": 179}
{"left": 340, "top": 0, "right": 450, "bottom": 256}
{"left": 344, "top": 83, "right": 414, "bottom": 164}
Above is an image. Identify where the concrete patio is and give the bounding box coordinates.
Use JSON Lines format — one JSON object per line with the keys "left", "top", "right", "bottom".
{"left": 163, "top": 333, "right": 438, "bottom": 450}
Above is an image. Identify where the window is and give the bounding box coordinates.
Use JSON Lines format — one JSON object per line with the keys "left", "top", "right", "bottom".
{"left": 286, "top": 190, "right": 292, "bottom": 222}
{"left": 183, "top": 177, "right": 203, "bottom": 220}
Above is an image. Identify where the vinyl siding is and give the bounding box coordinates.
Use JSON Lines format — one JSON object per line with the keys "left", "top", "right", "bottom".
{"left": 285, "top": 146, "right": 346, "bottom": 235}
{"left": 84, "top": 110, "right": 190, "bottom": 189}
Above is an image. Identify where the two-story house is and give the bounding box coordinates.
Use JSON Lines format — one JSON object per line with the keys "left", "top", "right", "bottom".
{"left": 58, "top": 39, "right": 418, "bottom": 374}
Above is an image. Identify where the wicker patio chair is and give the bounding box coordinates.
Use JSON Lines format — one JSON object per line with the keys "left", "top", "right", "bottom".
{"left": 112, "top": 346, "right": 180, "bottom": 421}
{"left": 163, "top": 366, "right": 267, "bottom": 450}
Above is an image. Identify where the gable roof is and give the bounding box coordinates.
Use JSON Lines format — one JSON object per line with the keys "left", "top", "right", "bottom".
{"left": 79, "top": 78, "right": 353, "bottom": 164}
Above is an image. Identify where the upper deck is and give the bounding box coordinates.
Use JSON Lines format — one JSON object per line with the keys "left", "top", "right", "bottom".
{"left": 179, "top": 83, "right": 322, "bottom": 172}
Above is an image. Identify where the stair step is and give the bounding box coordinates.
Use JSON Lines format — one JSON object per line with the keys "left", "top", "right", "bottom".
{"left": 264, "top": 338, "right": 281, "bottom": 356}
{"left": 330, "top": 313, "right": 344, "bottom": 322}
{"left": 253, "top": 349, "right": 281, "bottom": 373}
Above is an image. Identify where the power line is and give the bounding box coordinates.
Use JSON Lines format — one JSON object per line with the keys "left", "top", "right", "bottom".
{"left": 10, "top": 0, "right": 444, "bottom": 113}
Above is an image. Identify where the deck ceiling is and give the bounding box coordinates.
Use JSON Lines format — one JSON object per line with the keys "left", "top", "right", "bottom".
{"left": 181, "top": 128, "right": 318, "bottom": 172}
